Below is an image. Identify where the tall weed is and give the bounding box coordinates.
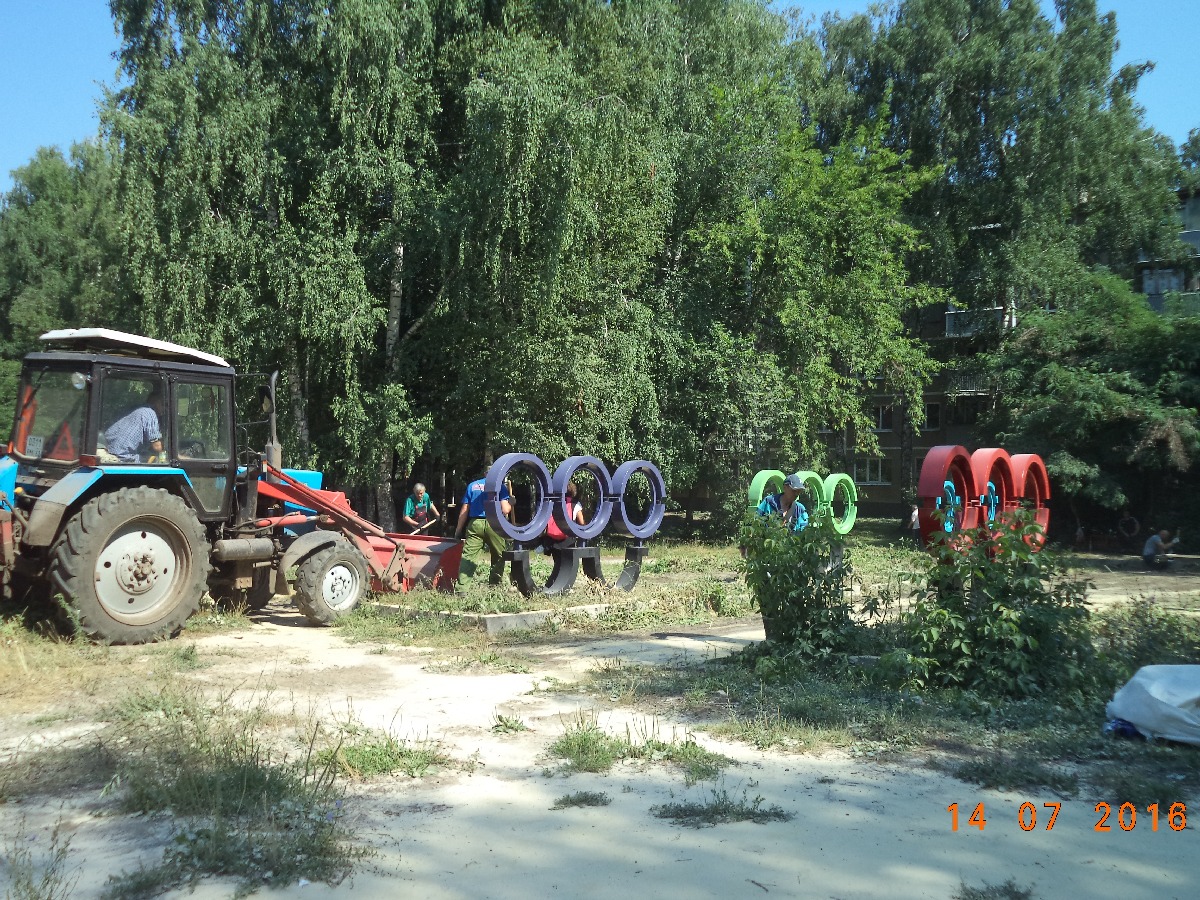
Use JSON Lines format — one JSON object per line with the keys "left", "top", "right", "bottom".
{"left": 1091, "top": 598, "right": 1200, "bottom": 683}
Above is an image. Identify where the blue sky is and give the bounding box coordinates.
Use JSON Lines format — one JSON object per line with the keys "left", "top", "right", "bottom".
{"left": 1, "top": 0, "right": 1197, "bottom": 194}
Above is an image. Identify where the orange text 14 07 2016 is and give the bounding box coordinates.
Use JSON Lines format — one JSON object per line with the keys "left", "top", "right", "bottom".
{"left": 946, "top": 802, "right": 1187, "bottom": 832}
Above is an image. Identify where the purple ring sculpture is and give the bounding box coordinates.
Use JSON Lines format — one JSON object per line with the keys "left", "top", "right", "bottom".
{"left": 484, "top": 453, "right": 553, "bottom": 542}
{"left": 551, "top": 456, "right": 614, "bottom": 541}
{"left": 610, "top": 460, "right": 668, "bottom": 540}
{"left": 480, "top": 454, "right": 666, "bottom": 597}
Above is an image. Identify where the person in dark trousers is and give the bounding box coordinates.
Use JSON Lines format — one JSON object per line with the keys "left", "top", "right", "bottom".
{"left": 904, "top": 503, "right": 921, "bottom": 546}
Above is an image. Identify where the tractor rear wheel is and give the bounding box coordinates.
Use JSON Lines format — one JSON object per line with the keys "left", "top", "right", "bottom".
{"left": 48, "top": 487, "right": 210, "bottom": 644}
{"left": 294, "top": 542, "right": 368, "bottom": 625}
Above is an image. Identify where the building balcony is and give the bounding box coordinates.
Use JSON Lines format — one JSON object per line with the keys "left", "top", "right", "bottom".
{"left": 946, "top": 372, "right": 991, "bottom": 396}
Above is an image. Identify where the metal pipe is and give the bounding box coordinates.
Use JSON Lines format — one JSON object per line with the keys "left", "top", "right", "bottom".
{"left": 212, "top": 538, "right": 276, "bottom": 562}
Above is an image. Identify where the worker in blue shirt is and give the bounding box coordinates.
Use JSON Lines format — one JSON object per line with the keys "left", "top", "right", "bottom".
{"left": 455, "top": 475, "right": 512, "bottom": 585}
{"left": 757, "top": 472, "right": 808, "bottom": 532}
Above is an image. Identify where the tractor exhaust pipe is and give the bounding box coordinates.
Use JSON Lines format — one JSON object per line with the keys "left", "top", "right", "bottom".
{"left": 263, "top": 371, "right": 282, "bottom": 478}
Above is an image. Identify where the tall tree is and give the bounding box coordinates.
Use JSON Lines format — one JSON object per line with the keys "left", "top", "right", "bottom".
{"left": 980, "top": 272, "right": 1200, "bottom": 524}
{"left": 0, "top": 143, "right": 127, "bottom": 350}
{"left": 0, "top": 143, "right": 127, "bottom": 413}
{"left": 105, "top": 0, "right": 437, "bottom": 524}
{"left": 819, "top": 0, "right": 1184, "bottom": 311}
{"left": 98, "top": 0, "right": 939, "bottom": 524}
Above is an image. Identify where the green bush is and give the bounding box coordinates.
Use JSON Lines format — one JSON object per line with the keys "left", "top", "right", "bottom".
{"left": 1091, "top": 598, "right": 1200, "bottom": 684}
{"left": 740, "top": 515, "right": 857, "bottom": 655}
{"left": 905, "top": 511, "right": 1093, "bottom": 697}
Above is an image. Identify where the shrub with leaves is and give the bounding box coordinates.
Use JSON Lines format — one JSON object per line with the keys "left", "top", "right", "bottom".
{"left": 905, "top": 511, "right": 1093, "bottom": 697}
{"left": 740, "top": 515, "right": 857, "bottom": 655}
{"left": 1091, "top": 598, "right": 1200, "bottom": 685}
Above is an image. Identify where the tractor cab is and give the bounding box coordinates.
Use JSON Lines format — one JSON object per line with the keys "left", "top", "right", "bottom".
{"left": 4, "top": 329, "right": 239, "bottom": 528}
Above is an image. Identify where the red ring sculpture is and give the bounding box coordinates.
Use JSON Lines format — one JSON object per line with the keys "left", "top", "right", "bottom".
{"left": 917, "top": 445, "right": 1049, "bottom": 551}
{"left": 1009, "top": 453, "right": 1051, "bottom": 547}
{"left": 970, "top": 448, "right": 1016, "bottom": 528}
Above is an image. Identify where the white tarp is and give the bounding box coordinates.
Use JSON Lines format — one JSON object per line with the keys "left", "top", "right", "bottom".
{"left": 1106, "top": 665, "right": 1200, "bottom": 746}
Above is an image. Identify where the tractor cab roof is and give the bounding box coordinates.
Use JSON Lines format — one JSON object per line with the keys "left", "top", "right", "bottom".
{"left": 39, "top": 328, "right": 232, "bottom": 369}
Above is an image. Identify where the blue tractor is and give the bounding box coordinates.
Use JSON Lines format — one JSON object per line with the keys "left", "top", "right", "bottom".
{"left": 0, "top": 328, "right": 390, "bottom": 643}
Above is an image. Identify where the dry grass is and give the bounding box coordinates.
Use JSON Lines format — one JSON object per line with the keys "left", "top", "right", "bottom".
{"left": 0, "top": 620, "right": 140, "bottom": 718}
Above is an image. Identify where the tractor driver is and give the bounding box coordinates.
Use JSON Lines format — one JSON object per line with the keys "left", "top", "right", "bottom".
{"left": 103, "top": 386, "right": 166, "bottom": 463}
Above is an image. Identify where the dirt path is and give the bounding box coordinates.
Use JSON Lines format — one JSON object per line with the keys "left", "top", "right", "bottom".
{"left": 1070, "top": 551, "right": 1200, "bottom": 610}
{"left": 2, "top": 590, "right": 1196, "bottom": 900}
{"left": 5, "top": 547, "right": 1200, "bottom": 900}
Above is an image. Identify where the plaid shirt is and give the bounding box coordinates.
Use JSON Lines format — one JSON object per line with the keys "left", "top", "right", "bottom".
{"left": 104, "top": 406, "right": 161, "bottom": 462}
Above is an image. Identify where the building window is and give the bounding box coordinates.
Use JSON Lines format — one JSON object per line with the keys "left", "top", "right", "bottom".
{"left": 853, "top": 457, "right": 893, "bottom": 485}
{"left": 871, "top": 405, "right": 893, "bottom": 432}
{"left": 946, "top": 398, "right": 983, "bottom": 426}
{"left": 1143, "top": 268, "right": 1183, "bottom": 296}
{"left": 922, "top": 402, "right": 941, "bottom": 431}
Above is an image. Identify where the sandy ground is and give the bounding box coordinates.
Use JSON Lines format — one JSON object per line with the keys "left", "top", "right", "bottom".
{"left": 2, "top": 559, "right": 1198, "bottom": 900}
{"left": 1071, "top": 552, "right": 1200, "bottom": 609}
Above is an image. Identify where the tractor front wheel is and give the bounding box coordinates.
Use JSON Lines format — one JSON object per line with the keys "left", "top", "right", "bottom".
{"left": 49, "top": 487, "right": 210, "bottom": 644}
{"left": 294, "top": 542, "right": 368, "bottom": 625}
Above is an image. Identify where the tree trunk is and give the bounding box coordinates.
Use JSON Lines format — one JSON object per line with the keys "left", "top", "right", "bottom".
{"left": 386, "top": 241, "right": 404, "bottom": 377}
{"left": 287, "top": 357, "right": 310, "bottom": 461}
{"left": 368, "top": 240, "right": 406, "bottom": 532}
{"left": 374, "top": 454, "right": 397, "bottom": 532}
{"left": 900, "top": 397, "right": 916, "bottom": 504}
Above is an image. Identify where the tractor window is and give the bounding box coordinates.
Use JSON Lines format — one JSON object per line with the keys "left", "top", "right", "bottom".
{"left": 98, "top": 374, "right": 168, "bottom": 464}
{"left": 173, "top": 382, "right": 231, "bottom": 461}
{"left": 10, "top": 369, "right": 87, "bottom": 463}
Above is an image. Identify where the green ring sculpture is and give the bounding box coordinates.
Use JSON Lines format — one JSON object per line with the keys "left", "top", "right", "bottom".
{"left": 747, "top": 468, "right": 859, "bottom": 535}
{"left": 747, "top": 470, "right": 786, "bottom": 508}
{"left": 820, "top": 472, "right": 858, "bottom": 535}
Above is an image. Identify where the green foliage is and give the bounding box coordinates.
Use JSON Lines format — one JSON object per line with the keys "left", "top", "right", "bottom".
{"left": 906, "top": 513, "right": 1093, "bottom": 697}
{"left": 1180, "top": 128, "right": 1200, "bottom": 192}
{"left": 320, "top": 732, "right": 448, "bottom": 779}
{"left": 491, "top": 714, "right": 529, "bottom": 734}
{"left": 820, "top": 0, "right": 1183, "bottom": 304}
{"left": 0, "top": 144, "right": 127, "bottom": 348}
{"left": 548, "top": 713, "right": 626, "bottom": 774}
{"left": 953, "top": 880, "right": 1034, "bottom": 900}
{"left": 0, "top": 0, "right": 943, "bottom": 512}
{"left": 950, "top": 752, "right": 1079, "bottom": 796}
{"left": 1, "top": 819, "right": 78, "bottom": 900}
{"left": 548, "top": 712, "right": 733, "bottom": 783}
{"left": 0, "top": 144, "right": 128, "bottom": 422}
{"left": 551, "top": 791, "right": 611, "bottom": 810}
{"left": 740, "top": 515, "right": 858, "bottom": 654}
{"left": 980, "top": 271, "right": 1200, "bottom": 511}
{"left": 650, "top": 786, "right": 792, "bottom": 828}
{"left": 0, "top": 0, "right": 1185, "bottom": 521}
{"left": 101, "top": 683, "right": 352, "bottom": 895}
{"left": 1091, "top": 598, "right": 1200, "bottom": 684}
